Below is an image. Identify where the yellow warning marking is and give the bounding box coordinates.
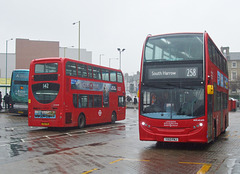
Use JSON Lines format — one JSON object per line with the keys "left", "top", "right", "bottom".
{"left": 81, "top": 168, "right": 98, "bottom": 174}
{"left": 109, "top": 158, "right": 124, "bottom": 164}
{"left": 224, "top": 134, "right": 230, "bottom": 138}
{"left": 109, "top": 158, "right": 150, "bottom": 164}
{"left": 179, "top": 162, "right": 212, "bottom": 174}
{"left": 197, "top": 164, "right": 212, "bottom": 174}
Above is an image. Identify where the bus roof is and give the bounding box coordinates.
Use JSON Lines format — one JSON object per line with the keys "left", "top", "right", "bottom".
{"left": 147, "top": 32, "right": 204, "bottom": 38}
{"left": 12, "top": 69, "right": 29, "bottom": 72}
{"left": 31, "top": 57, "right": 123, "bottom": 73}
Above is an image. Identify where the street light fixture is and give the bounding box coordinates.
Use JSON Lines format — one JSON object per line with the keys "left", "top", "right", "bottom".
{"left": 73, "top": 21, "right": 80, "bottom": 60}
{"left": 5, "top": 38, "right": 13, "bottom": 95}
{"left": 117, "top": 48, "right": 125, "bottom": 70}
{"left": 109, "top": 58, "right": 118, "bottom": 68}
{"left": 99, "top": 54, "right": 104, "bottom": 65}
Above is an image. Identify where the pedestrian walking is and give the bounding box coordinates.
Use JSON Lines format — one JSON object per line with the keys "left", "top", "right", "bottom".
{"left": 4, "top": 93, "right": 10, "bottom": 109}
{"left": 0, "top": 91, "right": 2, "bottom": 110}
{"left": 134, "top": 96, "right": 138, "bottom": 111}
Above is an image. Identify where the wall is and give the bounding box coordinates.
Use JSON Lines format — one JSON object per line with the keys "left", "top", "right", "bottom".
{"left": 0, "top": 53, "right": 16, "bottom": 78}
{"left": 16, "top": 38, "right": 59, "bottom": 69}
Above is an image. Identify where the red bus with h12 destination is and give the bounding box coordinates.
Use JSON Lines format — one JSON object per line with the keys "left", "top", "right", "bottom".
{"left": 28, "top": 57, "right": 126, "bottom": 128}
{"left": 139, "top": 32, "right": 228, "bottom": 143}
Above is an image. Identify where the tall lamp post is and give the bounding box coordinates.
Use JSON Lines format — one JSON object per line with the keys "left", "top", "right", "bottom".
{"left": 117, "top": 48, "right": 125, "bottom": 70}
{"left": 73, "top": 21, "right": 80, "bottom": 60}
{"left": 99, "top": 54, "right": 104, "bottom": 65}
{"left": 6, "top": 38, "right": 13, "bottom": 95}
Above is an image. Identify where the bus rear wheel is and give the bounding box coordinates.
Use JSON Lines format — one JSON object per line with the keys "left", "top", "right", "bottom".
{"left": 78, "top": 114, "right": 85, "bottom": 129}
{"left": 111, "top": 112, "right": 117, "bottom": 124}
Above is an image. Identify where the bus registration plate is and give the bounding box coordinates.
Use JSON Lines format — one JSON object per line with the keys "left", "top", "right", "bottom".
{"left": 164, "top": 137, "right": 179, "bottom": 142}
{"left": 41, "top": 122, "right": 49, "bottom": 126}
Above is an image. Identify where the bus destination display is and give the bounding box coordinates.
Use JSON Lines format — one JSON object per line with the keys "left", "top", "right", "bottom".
{"left": 148, "top": 67, "right": 198, "bottom": 80}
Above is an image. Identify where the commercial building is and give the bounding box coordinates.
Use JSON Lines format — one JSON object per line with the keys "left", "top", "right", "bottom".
{"left": 225, "top": 51, "right": 240, "bottom": 99}
{"left": 0, "top": 38, "right": 92, "bottom": 80}
{"left": 124, "top": 72, "right": 140, "bottom": 99}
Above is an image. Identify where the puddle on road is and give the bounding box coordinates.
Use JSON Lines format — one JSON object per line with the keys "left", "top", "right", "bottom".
{"left": 87, "top": 142, "right": 107, "bottom": 147}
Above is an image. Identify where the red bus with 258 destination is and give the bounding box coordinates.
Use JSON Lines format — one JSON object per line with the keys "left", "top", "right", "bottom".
{"left": 139, "top": 32, "right": 228, "bottom": 143}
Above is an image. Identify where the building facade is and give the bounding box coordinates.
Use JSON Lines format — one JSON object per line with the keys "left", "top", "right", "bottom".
{"left": 124, "top": 72, "right": 140, "bottom": 99}
{"left": 0, "top": 53, "right": 16, "bottom": 78}
{"left": 59, "top": 47, "right": 92, "bottom": 63}
{"left": 227, "top": 52, "right": 240, "bottom": 99}
{"left": 16, "top": 39, "right": 59, "bottom": 69}
{"left": 0, "top": 38, "right": 92, "bottom": 80}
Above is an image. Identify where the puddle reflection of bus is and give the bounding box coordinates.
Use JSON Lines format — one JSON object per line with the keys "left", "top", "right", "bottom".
{"left": 9, "top": 69, "right": 29, "bottom": 115}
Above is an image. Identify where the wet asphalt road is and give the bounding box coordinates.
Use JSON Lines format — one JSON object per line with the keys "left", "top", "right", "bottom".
{"left": 0, "top": 109, "right": 240, "bottom": 174}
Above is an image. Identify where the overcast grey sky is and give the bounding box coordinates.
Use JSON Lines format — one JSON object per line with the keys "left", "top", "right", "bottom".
{"left": 1, "top": 0, "right": 240, "bottom": 74}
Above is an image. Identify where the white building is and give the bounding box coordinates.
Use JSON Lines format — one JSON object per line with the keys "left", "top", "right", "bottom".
{"left": 59, "top": 47, "right": 92, "bottom": 63}
{"left": 0, "top": 53, "right": 16, "bottom": 78}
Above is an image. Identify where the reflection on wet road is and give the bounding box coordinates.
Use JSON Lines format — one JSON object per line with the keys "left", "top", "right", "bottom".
{"left": 0, "top": 109, "right": 240, "bottom": 173}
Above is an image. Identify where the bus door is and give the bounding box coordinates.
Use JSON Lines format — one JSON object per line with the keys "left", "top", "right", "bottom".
{"left": 207, "top": 94, "right": 213, "bottom": 141}
{"left": 118, "top": 95, "right": 126, "bottom": 119}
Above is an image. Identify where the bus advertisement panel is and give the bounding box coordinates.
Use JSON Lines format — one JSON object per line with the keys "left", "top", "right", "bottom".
{"left": 28, "top": 57, "right": 126, "bottom": 128}
{"left": 9, "top": 69, "right": 29, "bottom": 115}
{"left": 139, "top": 32, "right": 228, "bottom": 143}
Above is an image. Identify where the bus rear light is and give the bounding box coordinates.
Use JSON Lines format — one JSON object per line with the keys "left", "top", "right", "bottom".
{"left": 142, "top": 122, "right": 146, "bottom": 126}
{"left": 199, "top": 123, "right": 203, "bottom": 127}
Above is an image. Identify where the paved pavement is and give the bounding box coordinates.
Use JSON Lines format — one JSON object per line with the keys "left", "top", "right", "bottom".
{"left": 0, "top": 109, "right": 240, "bottom": 173}
{"left": 0, "top": 108, "right": 8, "bottom": 113}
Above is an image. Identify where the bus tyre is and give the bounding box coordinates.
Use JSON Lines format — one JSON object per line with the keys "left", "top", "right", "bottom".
{"left": 111, "top": 112, "right": 117, "bottom": 124}
{"left": 78, "top": 114, "right": 85, "bottom": 129}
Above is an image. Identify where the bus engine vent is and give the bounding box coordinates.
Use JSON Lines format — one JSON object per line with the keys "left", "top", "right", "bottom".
{"left": 65, "top": 112, "right": 72, "bottom": 124}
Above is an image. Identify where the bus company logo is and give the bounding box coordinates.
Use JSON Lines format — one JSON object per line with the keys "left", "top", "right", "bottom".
{"left": 89, "top": 83, "right": 93, "bottom": 89}
{"left": 164, "top": 121, "right": 178, "bottom": 127}
{"left": 98, "top": 110, "right": 102, "bottom": 117}
{"left": 110, "top": 84, "right": 117, "bottom": 92}
{"left": 193, "top": 119, "right": 204, "bottom": 122}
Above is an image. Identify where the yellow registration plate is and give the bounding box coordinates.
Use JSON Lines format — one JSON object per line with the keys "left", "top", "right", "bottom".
{"left": 18, "top": 111, "right": 24, "bottom": 114}
{"left": 41, "top": 122, "right": 50, "bottom": 126}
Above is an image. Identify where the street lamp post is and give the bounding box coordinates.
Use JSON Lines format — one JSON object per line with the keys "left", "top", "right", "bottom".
{"left": 5, "top": 38, "right": 13, "bottom": 95}
{"left": 117, "top": 48, "right": 125, "bottom": 70}
{"left": 73, "top": 21, "right": 80, "bottom": 60}
{"left": 99, "top": 54, "right": 104, "bottom": 65}
{"left": 109, "top": 58, "right": 118, "bottom": 68}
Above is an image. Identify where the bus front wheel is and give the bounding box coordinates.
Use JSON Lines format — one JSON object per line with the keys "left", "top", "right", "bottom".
{"left": 78, "top": 114, "right": 85, "bottom": 129}
{"left": 111, "top": 112, "right": 117, "bottom": 124}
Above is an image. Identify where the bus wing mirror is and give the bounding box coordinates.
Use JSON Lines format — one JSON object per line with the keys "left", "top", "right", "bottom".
{"left": 207, "top": 85, "right": 214, "bottom": 95}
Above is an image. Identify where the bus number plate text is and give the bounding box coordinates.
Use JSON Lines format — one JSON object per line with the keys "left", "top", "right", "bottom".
{"left": 41, "top": 122, "right": 49, "bottom": 126}
{"left": 164, "top": 137, "right": 179, "bottom": 142}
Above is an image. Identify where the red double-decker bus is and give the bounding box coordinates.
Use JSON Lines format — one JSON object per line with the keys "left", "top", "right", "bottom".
{"left": 28, "top": 57, "right": 126, "bottom": 128}
{"left": 139, "top": 32, "right": 228, "bottom": 143}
